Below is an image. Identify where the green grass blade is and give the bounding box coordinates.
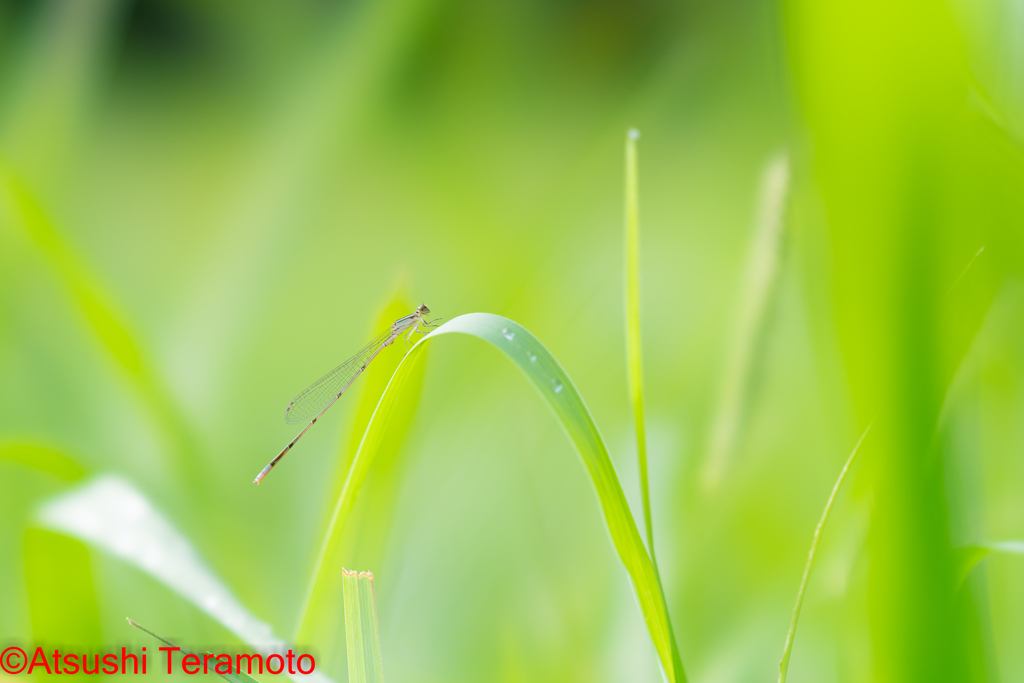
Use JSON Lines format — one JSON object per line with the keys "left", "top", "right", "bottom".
{"left": 342, "top": 570, "right": 385, "bottom": 683}
{"left": 0, "top": 168, "right": 204, "bottom": 484}
{"left": 0, "top": 441, "right": 85, "bottom": 481}
{"left": 298, "top": 313, "right": 685, "bottom": 683}
{"left": 625, "top": 128, "right": 656, "bottom": 564}
{"left": 778, "top": 422, "right": 871, "bottom": 683}
{"left": 127, "top": 619, "right": 262, "bottom": 683}
{"left": 704, "top": 153, "right": 790, "bottom": 487}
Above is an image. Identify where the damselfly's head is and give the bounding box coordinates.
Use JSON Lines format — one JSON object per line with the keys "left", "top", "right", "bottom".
{"left": 417, "top": 304, "right": 431, "bottom": 315}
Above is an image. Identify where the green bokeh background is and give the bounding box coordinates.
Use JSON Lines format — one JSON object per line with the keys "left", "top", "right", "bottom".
{"left": 2, "top": 0, "right": 1024, "bottom": 681}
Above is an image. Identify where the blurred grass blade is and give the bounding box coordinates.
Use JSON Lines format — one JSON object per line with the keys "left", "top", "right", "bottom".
{"left": 342, "top": 570, "right": 385, "bottom": 683}
{"left": 298, "top": 294, "right": 428, "bottom": 652}
{"left": 952, "top": 546, "right": 991, "bottom": 588}
{"left": 299, "top": 313, "right": 685, "bottom": 683}
{"left": 0, "top": 0, "right": 125, "bottom": 180}
{"left": 24, "top": 528, "right": 103, "bottom": 677}
{"left": 36, "top": 475, "right": 284, "bottom": 649}
{"left": 954, "top": 541, "right": 1024, "bottom": 586}
{"left": 625, "top": 128, "right": 656, "bottom": 564}
{"left": 0, "top": 168, "right": 204, "bottom": 482}
{"left": 704, "top": 153, "right": 790, "bottom": 487}
{"left": 174, "top": 0, "right": 441, "bottom": 393}
{"left": 778, "top": 423, "right": 870, "bottom": 683}
{"left": 982, "top": 540, "right": 1024, "bottom": 555}
{"left": 0, "top": 441, "right": 85, "bottom": 480}
{"left": 36, "top": 475, "right": 336, "bottom": 683}
{"left": 127, "top": 618, "right": 261, "bottom": 683}
{"left": 0, "top": 167, "right": 145, "bottom": 378}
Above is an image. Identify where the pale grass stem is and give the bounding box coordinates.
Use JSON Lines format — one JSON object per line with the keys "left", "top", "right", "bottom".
{"left": 704, "top": 153, "right": 790, "bottom": 488}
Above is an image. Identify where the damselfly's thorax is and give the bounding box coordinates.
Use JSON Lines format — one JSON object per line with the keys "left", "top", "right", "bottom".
{"left": 392, "top": 304, "right": 431, "bottom": 335}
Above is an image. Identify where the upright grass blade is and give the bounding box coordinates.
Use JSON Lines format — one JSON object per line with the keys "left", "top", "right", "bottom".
{"left": 777, "top": 423, "right": 871, "bottom": 683}
{"left": 625, "top": 128, "right": 657, "bottom": 564}
{"left": 297, "top": 294, "right": 428, "bottom": 654}
{"left": 127, "top": 619, "right": 261, "bottom": 683}
{"left": 297, "top": 313, "right": 685, "bottom": 683}
{"left": 0, "top": 441, "right": 85, "bottom": 480}
{"left": 704, "top": 153, "right": 790, "bottom": 487}
{"left": 342, "top": 570, "right": 385, "bottom": 683}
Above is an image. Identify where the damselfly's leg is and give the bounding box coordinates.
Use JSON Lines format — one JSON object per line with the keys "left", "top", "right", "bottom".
{"left": 415, "top": 317, "right": 442, "bottom": 337}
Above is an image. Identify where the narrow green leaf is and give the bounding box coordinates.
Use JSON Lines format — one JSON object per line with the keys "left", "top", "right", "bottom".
{"left": 625, "top": 128, "right": 656, "bottom": 565}
{"left": 127, "top": 618, "right": 262, "bottom": 683}
{"left": 0, "top": 441, "right": 85, "bottom": 481}
{"left": 298, "top": 313, "right": 685, "bottom": 683}
{"left": 778, "top": 423, "right": 871, "bottom": 683}
{"left": 704, "top": 153, "right": 790, "bottom": 487}
{"left": 342, "top": 570, "right": 385, "bottom": 683}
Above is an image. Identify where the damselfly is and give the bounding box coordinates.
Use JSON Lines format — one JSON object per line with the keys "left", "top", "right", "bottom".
{"left": 253, "top": 304, "right": 440, "bottom": 484}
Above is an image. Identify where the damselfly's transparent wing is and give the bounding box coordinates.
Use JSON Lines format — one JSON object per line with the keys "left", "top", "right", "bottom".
{"left": 284, "top": 331, "right": 393, "bottom": 424}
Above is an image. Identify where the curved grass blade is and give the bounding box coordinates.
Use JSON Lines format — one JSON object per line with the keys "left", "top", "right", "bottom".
{"left": 297, "top": 313, "right": 685, "bottom": 683}
{"left": 36, "top": 475, "right": 337, "bottom": 683}
{"left": 625, "top": 128, "right": 657, "bottom": 565}
{"left": 778, "top": 422, "right": 871, "bottom": 683}
{"left": 704, "top": 153, "right": 790, "bottom": 487}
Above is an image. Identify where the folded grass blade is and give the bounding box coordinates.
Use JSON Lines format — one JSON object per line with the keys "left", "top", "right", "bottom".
{"left": 298, "top": 313, "right": 685, "bottom": 683}
{"left": 342, "top": 570, "right": 385, "bottom": 683}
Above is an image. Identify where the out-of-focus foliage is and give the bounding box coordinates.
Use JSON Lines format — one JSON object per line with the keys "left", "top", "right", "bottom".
{"left": 2, "top": 0, "right": 1024, "bottom": 682}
